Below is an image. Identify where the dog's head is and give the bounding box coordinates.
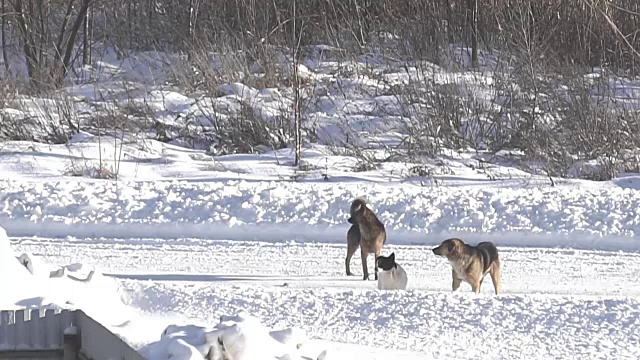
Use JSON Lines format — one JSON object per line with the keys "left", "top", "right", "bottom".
{"left": 432, "top": 238, "right": 465, "bottom": 258}
{"left": 349, "top": 197, "right": 370, "bottom": 223}
{"left": 376, "top": 252, "right": 397, "bottom": 271}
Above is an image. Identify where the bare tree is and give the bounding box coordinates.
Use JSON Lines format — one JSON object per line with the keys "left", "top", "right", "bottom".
{"left": 10, "top": 0, "right": 91, "bottom": 89}
{"left": 468, "top": 0, "right": 478, "bottom": 66}
{"left": 82, "top": 1, "right": 92, "bottom": 66}
{"left": 1, "top": 0, "right": 9, "bottom": 76}
{"left": 291, "top": 0, "right": 303, "bottom": 166}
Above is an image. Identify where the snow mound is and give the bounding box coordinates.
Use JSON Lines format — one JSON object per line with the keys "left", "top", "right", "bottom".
{"left": 0, "top": 225, "right": 131, "bottom": 326}
{"left": 16, "top": 252, "right": 66, "bottom": 278}
{"left": 145, "top": 311, "right": 324, "bottom": 360}
{"left": 2, "top": 179, "right": 640, "bottom": 251}
{"left": 0, "top": 226, "right": 45, "bottom": 306}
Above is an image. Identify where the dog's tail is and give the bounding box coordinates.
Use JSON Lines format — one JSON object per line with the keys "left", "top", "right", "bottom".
{"left": 477, "top": 242, "right": 499, "bottom": 272}
{"left": 490, "top": 257, "right": 501, "bottom": 294}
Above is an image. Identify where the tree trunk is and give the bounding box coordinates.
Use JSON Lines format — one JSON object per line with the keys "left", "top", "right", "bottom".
{"left": 127, "top": 0, "right": 134, "bottom": 50}
{"left": 292, "top": 0, "right": 302, "bottom": 166}
{"left": 58, "top": 0, "right": 91, "bottom": 86}
{"left": 446, "top": 0, "right": 454, "bottom": 44}
{"left": 1, "top": 0, "right": 9, "bottom": 76}
{"left": 187, "top": 0, "right": 196, "bottom": 58}
{"left": 468, "top": 0, "right": 478, "bottom": 67}
{"left": 83, "top": 3, "right": 91, "bottom": 65}
{"left": 189, "top": 0, "right": 195, "bottom": 38}
{"left": 12, "top": 0, "right": 40, "bottom": 83}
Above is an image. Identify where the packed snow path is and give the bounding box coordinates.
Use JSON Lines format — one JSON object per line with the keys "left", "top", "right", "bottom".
{"left": 12, "top": 236, "right": 640, "bottom": 359}
{"left": 13, "top": 237, "right": 640, "bottom": 296}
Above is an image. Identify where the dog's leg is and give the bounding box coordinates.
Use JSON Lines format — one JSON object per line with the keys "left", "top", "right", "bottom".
{"left": 451, "top": 269, "right": 462, "bottom": 291}
{"left": 360, "top": 247, "right": 370, "bottom": 281}
{"left": 345, "top": 240, "right": 359, "bottom": 276}
{"left": 470, "top": 279, "right": 481, "bottom": 294}
{"left": 490, "top": 262, "right": 501, "bottom": 295}
{"left": 373, "top": 248, "right": 381, "bottom": 280}
{"left": 479, "top": 276, "right": 485, "bottom": 288}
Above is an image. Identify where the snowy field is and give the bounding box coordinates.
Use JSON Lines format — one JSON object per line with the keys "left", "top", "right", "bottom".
{"left": 4, "top": 229, "right": 640, "bottom": 359}
{"left": 1, "top": 44, "right": 640, "bottom": 359}
{"left": 2, "top": 174, "right": 640, "bottom": 359}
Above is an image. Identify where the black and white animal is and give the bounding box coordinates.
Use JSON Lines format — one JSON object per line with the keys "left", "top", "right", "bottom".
{"left": 375, "top": 252, "right": 408, "bottom": 290}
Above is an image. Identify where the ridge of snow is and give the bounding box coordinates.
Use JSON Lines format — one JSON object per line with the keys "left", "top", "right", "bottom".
{"left": 0, "top": 179, "right": 639, "bottom": 250}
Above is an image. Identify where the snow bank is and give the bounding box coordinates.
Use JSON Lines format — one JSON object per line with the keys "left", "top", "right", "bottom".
{"left": 0, "top": 179, "right": 639, "bottom": 250}
{"left": 0, "top": 226, "right": 47, "bottom": 307}
{"left": 0, "top": 225, "right": 131, "bottom": 326}
{"left": 142, "top": 311, "right": 325, "bottom": 360}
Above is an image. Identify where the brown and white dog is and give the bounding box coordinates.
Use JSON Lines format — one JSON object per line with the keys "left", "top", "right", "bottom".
{"left": 432, "top": 238, "right": 501, "bottom": 294}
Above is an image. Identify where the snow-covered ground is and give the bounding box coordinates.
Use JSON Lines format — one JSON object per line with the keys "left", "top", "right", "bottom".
{"left": 3, "top": 166, "right": 640, "bottom": 359}
{"left": 6, "top": 234, "right": 640, "bottom": 359}
{"left": 1, "top": 226, "right": 421, "bottom": 360}
{"left": 2, "top": 139, "right": 640, "bottom": 359}
{"left": 1, "top": 44, "right": 640, "bottom": 359}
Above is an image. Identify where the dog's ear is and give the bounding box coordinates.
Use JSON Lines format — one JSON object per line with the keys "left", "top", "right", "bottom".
{"left": 347, "top": 217, "right": 353, "bottom": 224}
{"left": 389, "top": 252, "right": 395, "bottom": 262}
{"left": 446, "top": 241, "right": 455, "bottom": 253}
{"left": 353, "top": 203, "right": 362, "bottom": 213}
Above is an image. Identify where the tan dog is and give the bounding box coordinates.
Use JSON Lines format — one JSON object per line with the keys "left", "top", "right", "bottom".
{"left": 346, "top": 197, "right": 386, "bottom": 280}
{"left": 432, "top": 238, "right": 501, "bottom": 294}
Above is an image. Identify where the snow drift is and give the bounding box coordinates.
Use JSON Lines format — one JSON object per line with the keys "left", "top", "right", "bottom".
{"left": 0, "top": 225, "right": 131, "bottom": 326}
{"left": 1, "top": 179, "right": 640, "bottom": 250}
{"left": 143, "top": 311, "right": 326, "bottom": 360}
